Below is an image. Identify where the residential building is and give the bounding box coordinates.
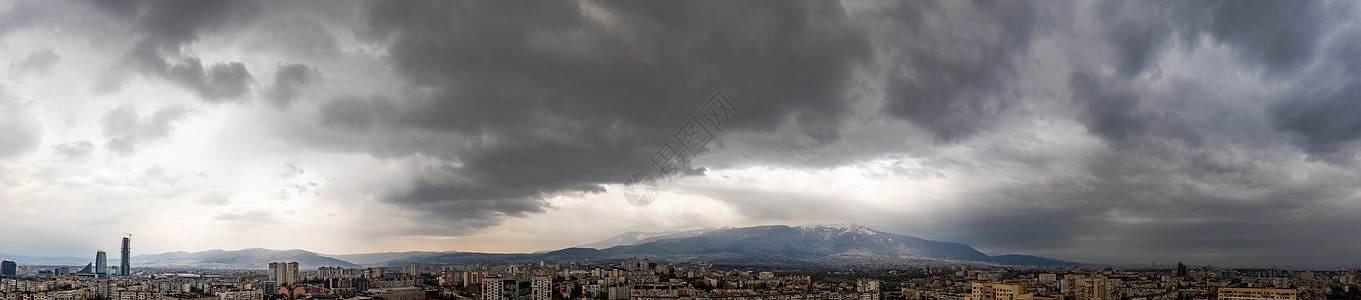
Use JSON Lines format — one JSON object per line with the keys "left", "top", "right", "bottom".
{"left": 482, "top": 276, "right": 503, "bottom": 300}
{"left": 1218, "top": 288, "right": 1297, "bottom": 300}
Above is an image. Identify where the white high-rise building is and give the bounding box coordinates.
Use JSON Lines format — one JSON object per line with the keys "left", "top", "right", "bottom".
{"left": 482, "top": 276, "right": 504, "bottom": 300}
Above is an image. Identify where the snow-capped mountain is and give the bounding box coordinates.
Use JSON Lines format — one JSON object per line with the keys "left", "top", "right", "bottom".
{"left": 397, "top": 224, "right": 1078, "bottom": 266}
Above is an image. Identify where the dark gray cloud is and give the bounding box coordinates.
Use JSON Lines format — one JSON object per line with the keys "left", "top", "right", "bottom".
{"left": 164, "top": 59, "right": 253, "bottom": 101}
{"left": 293, "top": 1, "right": 870, "bottom": 234}
{"left": 875, "top": 1, "right": 1038, "bottom": 142}
{"left": 1207, "top": 1, "right": 1324, "bottom": 75}
{"left": 944, "top": 138, "right": 1361, "bottom": 267}
{"left": 265, "top": 63, "right": 319, "bottom": 109}
{"left": 1092, "top": 1, "right": 1214, "bottom": 77}
{"left": 1068, "top": 72, "right": 1152, "bottom": 144}
{"left": 318, "top": 96, "right": 395, "bottom": 133}
{"left": 1269, "top": 81, "right": 1361, "bottom": 155}
{"left": 1266, "top": 24, "right": 1361, "bottom": 156}
{"left": 695, "top": 1, "right": 1361, "bottom": 267}
{"left": 1086, "top": 1, "right": 1333, "bottom": 79}
{"left": 95, "top": 0, "right": 261, "bottom": 102}
{"left": 937, "top": 60, "right": 1361, "bottom": 266}
{"left": 100, "top": 104, "right": 192, "bottom": 155}
{"left": 8, "top": 49, "right": 60, "bottom": 78}
{"left": 286, "top": 1, "right": 1361, "bottom": 266}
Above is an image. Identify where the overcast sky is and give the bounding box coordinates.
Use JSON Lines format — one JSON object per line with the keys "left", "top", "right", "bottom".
{"left": 1, "top": 0, "right": 1360, "bottom": 268}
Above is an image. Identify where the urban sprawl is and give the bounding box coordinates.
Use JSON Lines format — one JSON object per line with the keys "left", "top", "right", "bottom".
{"left": 3, "top": 255, "right": 1358, "bottom": 300}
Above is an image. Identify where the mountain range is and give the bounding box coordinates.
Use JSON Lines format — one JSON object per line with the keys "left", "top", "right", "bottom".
{"left": 574, "top": 227, "right": 734, "bottom": 249}
{"left": 133, "top": 249, "right": 360, "bottom": 269}
{"left": 323, "top": 251, "right": 459, "bottom": 265}
{"left": 387, "top": 224, "right": 1079, "bottom": 267}
{"left": 0, "top": 224, "right": 1078, "bottom": 268}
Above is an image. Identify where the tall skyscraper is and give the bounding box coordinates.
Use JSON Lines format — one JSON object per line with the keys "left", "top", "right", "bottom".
{"left": 120, "top": 236, "right": 131, "bottom": 276}
{"left": 96, "top": 251, "right": 108, "bottom": 275}
{"left": 1176, "top": 262, "right": 1188, "bottom": 277}
{"left": 1, "top": 260, "right": 16, "bottom": 276}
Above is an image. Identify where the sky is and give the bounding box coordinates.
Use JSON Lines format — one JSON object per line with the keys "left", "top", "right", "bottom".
{"left": 0, "top": 0, "right": 1359, "bottom": 268}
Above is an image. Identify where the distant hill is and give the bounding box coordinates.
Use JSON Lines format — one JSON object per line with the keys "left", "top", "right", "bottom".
{"left": 390, "top": 224, "right": 1080, "bottom": 267}
{"left": 595, "top": 224, "right": 994, "bottom": 263}
{"left": 576, "top": 231, "right": 681, "bottom": 249}
{"left": 322, "top": 251, "right": 456, "bottom": 266}
{"left": 989, "top": 254, "right": 1082, "bottom": 266}
{"left": 135, "top": 248, "right": 360, "bottom": 269}
{"left": 576, "top": 227, "right": 734, "bottom": 249}
{"left": 0, "top": 253, "right": 92, "bottom": 265}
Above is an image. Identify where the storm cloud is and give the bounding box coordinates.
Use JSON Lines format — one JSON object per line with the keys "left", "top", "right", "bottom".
{"left": 102, "top": 0, "right": 260, "bottom": 101}
{"left": 1, "top": 0, "right": 1360, "bottom": 267}
{"left": 265, "top": 63, "right": 319, "bottom": 109}
{"left": 875, "top": 1, "right": 1038, "bottom": 142}
{"left": 315, "top": 1, "right": 874, "bottom": 233}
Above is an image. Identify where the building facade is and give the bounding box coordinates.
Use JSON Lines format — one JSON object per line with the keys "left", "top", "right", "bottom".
{"left": 970, "top": 282, "right": 1028, "bottom": 300}
{"left": 267, "top": 263, "right": 298, "bottom": 285}
{"left": 119, "top": 237, "right": 131, "bottom": 276}
{"left": 1076, "top": 277, "right": 1110, "bottom": 300}
{"left": 481, "top": 276, "right": 503, "bottom": 300}
{"left": 95, "top": 252, "right": 107, "bottom": 276}
{"left": 531, "top": 276, "right": 551, "bottom": 300}
{"left": 1218, "top": 288, "right": 1297, "bottom": 300}
{"left": 0, "top": 261, "right": 15, "bottom": 276}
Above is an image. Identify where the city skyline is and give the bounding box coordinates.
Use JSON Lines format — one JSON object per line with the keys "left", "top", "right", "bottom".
{"left": 1, "top": 254, "right": 1349, "bottom": 300}
{"left": 0, "top": 224, "right": 1346, "bottom": 270}
{"left": 1, "top": 1, "right": 1360, "bottom": 268}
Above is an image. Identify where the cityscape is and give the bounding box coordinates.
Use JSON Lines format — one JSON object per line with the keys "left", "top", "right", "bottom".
{"left": 1, "top": 227, "right": 1359, "bottom": 300}
{"left": 2, "top": 1, "right": 1361, "bottom": 300}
